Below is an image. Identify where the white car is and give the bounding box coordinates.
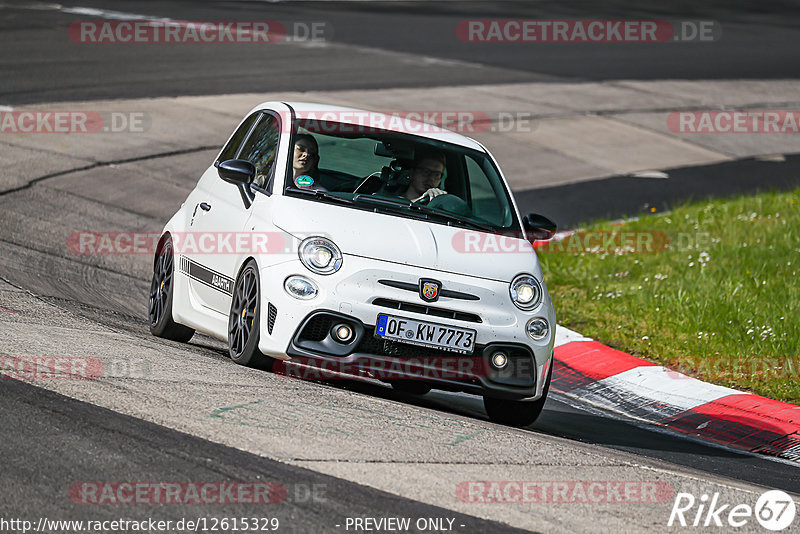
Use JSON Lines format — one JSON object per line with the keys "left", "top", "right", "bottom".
{"left": 148, "top": 102, "right": 558, "bottom": 426}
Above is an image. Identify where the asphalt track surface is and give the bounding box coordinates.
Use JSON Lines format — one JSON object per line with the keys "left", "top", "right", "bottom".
{"left": 1, "top": 379, "right": 531, "bottom": 534}
{"left": 3, "top": 1, "right": 800, "bottom": 532}
{"left": 2, "top": 0, "right": 800, "bottom": 104}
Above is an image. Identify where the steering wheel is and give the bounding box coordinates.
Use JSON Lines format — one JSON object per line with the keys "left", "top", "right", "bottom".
{"left": 353, "top": 172, "right": 383, "bottom": 195}
{"left": 425, "top": 194, "right": 472, "bottom": 217}
{"left": 414, "top": 193, "right": 433, "bottom": 205}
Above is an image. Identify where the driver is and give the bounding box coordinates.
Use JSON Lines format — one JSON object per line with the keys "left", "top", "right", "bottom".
{"left": 292, "top": 133, "right": 327, "bottom": 190}
{"left": 403, "top": 149, "right": 447, "bottom": 202}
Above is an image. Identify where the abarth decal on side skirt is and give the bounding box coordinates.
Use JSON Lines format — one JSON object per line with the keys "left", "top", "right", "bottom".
{"left": 178, "top": 256, "right": 234, "bottom": 296}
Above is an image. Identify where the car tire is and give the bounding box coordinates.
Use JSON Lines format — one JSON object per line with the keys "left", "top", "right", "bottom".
{"left": 389, "top": 381, "right": 432, "bottom": 395}
{"left": 228, "top": 259, "right": 270, "bottom": 368}
{"left": 483, "top": 357, "right": 552, "bottom": 427}
{"left": 149, "top": 236, "right": 195, "bottom": 342}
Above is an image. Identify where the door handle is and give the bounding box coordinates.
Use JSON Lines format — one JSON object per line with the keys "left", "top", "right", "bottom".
{"left": 199, "top": 202, "right": 211, "bottom": 212}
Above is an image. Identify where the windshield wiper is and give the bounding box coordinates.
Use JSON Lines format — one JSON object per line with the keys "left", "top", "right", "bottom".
{"left": 408, "top": 204, "right": 497, "bottom": 232}
{"left": 353, "top": 193, "right": 497, "bottom": 231}
{"left": 287, "top": 187, "right": 354, "bottom": 205}
{"left": 350, "top": 194, "right": 432, "bottom": 222}
{"left": 352, "top": 194, "right": 420, "bottom": 211}
{"left": 299, "top": 190, "right": 498, "bottom": 232}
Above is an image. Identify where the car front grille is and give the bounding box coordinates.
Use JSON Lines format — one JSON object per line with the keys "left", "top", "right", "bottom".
{"left": 377, "top": 279, "right": 479, "bottom": 301}
{"left": 372, "top": 298, "right": 482, "bottom": 323}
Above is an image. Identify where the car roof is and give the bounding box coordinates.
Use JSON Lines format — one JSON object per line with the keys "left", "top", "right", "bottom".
{"left": 253, "top": 101, "right": 487, "bottom": 151}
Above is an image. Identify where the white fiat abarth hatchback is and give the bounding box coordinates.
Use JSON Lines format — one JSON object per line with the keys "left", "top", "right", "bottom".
{"left": 148, "top": 102, "right": 558, "bottom": 426}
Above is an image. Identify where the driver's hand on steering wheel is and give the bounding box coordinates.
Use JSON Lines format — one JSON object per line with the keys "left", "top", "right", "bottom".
{"left": 412, "top": 188, "right": 447, "bottom": 203}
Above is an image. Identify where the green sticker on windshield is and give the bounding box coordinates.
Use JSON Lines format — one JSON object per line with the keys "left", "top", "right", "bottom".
{"left": 295, "top": 175, "right": 314, "bottom": 187}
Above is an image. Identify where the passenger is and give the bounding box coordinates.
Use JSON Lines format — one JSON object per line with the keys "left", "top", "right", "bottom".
{"left": 403, "top": 149, "right": 447, "bottom": 202}
{"left": 292, "top": 133, "right": 325, "bottom": 190}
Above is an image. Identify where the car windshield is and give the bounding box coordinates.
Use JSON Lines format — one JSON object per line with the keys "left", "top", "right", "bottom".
{"left": 283, "top": 119, "right": 520, "bottom": 232}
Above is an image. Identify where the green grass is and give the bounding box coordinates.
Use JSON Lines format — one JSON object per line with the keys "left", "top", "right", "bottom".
{"left": 539, "top": 186, "right": 800, "bottom": 403}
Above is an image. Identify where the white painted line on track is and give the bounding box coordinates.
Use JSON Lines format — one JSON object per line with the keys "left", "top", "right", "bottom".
{"left": 629, "top": 170, "right": 669, "bottom": 179}
{"left": 60, "top": 6, "right": 158, "bottom": 20}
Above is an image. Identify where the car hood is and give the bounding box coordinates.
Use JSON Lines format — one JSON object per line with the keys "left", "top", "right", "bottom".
{"left": 272, "top": 196, "right": 542, "bottom": 282}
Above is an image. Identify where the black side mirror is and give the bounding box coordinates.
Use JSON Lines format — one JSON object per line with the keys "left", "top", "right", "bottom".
{"left": 217, "top": 159, "right": 256, "bottom": 208}
{"left": 218, "top": 159, "right": 255, "bottom": 185}
{"left": 522, "top": 213, "right": 557, "bottom": 241}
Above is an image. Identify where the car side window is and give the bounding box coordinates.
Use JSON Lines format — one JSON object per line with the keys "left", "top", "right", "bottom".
{"left": 238, "top": 113, "right": 281, "bottom": 191}
{"left": 464, "top": 155, "right": 510, "bottom": 226}
{"left": 218, "top": 113, "right": 259, "bottom": 164}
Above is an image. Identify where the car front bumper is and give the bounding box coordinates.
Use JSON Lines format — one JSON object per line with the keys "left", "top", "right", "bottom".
{"left": 257, "top": 255, "right": 555, "bottom": 401}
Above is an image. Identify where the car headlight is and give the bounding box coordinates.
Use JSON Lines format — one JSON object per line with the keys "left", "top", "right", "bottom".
{"left": 509, "top": 274, "right": 542, "bottom": 310}
{"left": 298, "top": 237, "right": 342, "bottom": 275}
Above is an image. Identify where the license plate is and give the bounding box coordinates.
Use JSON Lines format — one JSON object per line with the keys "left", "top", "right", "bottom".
{"left": 375, "top": 314, "right": 476, "bottom": 354}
